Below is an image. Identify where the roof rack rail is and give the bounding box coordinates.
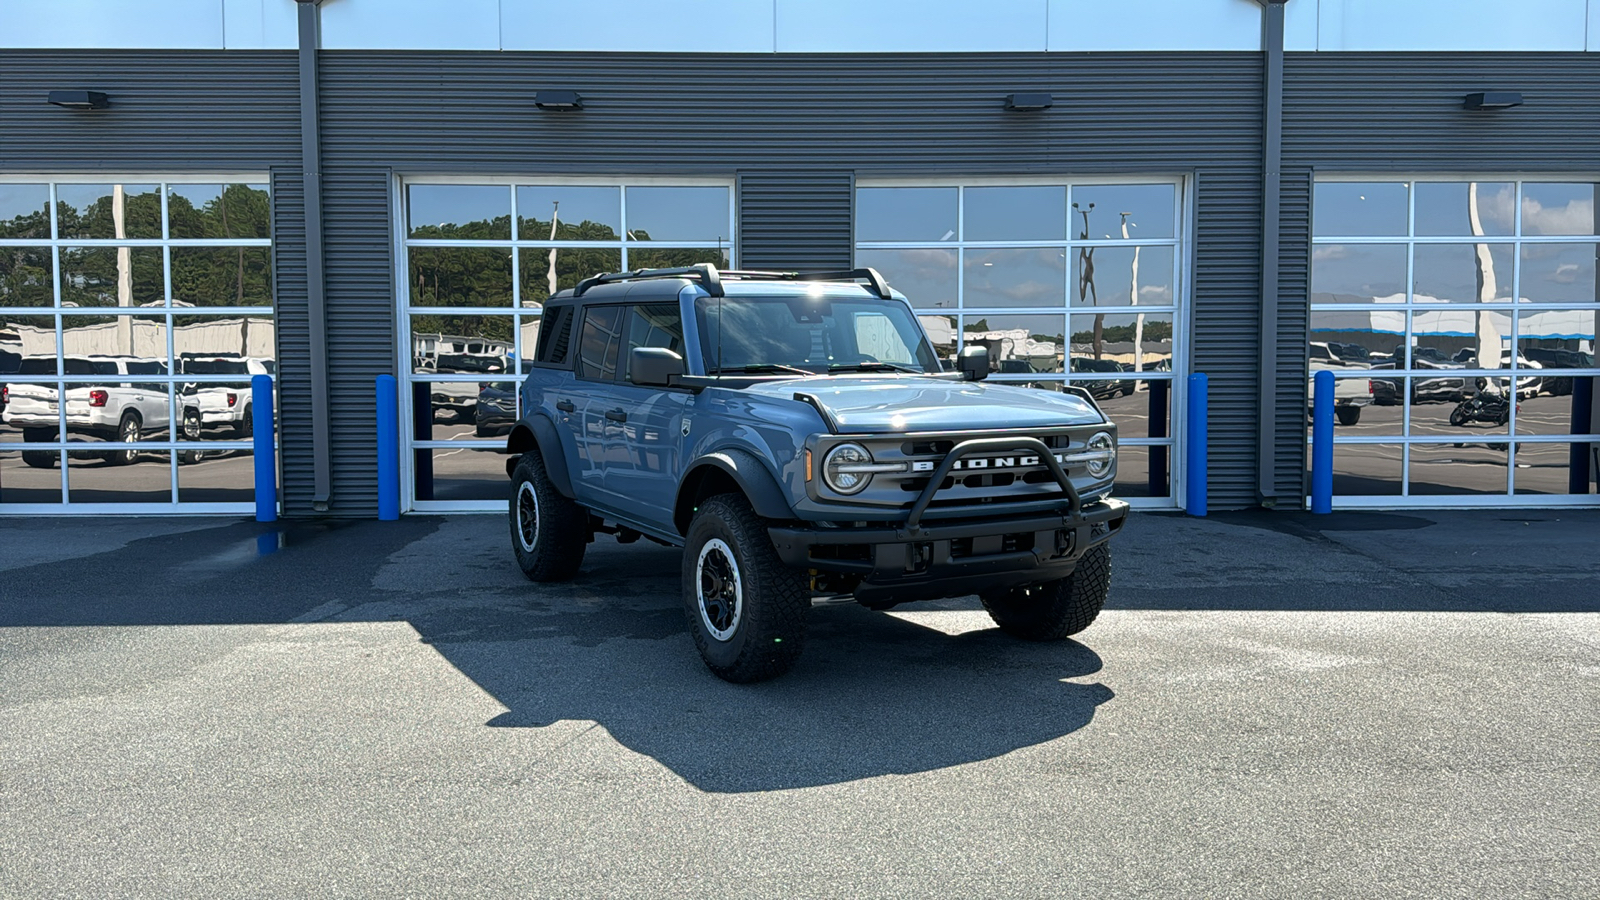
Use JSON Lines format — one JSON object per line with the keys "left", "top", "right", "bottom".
{"left": 573, "top": 263, "right": 724, "bottom": 298}
{"left": 718, "top": 267, "right": 894, "bottom": 299}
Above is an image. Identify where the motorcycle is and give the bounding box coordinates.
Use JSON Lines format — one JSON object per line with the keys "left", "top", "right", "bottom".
{"left": 1448, "top": 378, "right": 1515, "bottom": 428}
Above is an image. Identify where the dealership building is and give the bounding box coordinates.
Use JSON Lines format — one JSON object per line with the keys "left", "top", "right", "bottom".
{"left": 2, "top": 0, "right": 1597, "bottom": 516}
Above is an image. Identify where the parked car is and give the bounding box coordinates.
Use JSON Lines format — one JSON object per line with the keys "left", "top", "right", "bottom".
{"left": 474, "top": 380, "right": 519, "bottom": 437}
{"left": 426, "top": 351, "right": 508, "bottom": 423}
{"left": 1522, "top": 348, "right": 1589, "bottom": 396}
{"left": 1069, "top": 357, "right": 1133, "bottom": 400}
{"left": 178, "top": 356, "right": 274, "bottom": 439}
{"left": 504, "top": 265, "right": 1126, "bottom": 682}
{"left": 3, "top": 355, "right": 170, "bottom": 466}
{"left": 1308, "top": 342, "right": 1372, "bottom": 425}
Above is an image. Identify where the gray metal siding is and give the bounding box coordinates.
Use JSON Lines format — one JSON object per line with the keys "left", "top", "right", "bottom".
{"left": 1276, "top": 167, "right": 1312, "bottom": 499}
{"left": 270, "top": 167, "right": 315, "bottom": 512}
{"left": 315, "top": 51, "right": 1267, "bottom": 508}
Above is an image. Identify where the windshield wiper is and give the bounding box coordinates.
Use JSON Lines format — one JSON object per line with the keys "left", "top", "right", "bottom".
{"left": 827, "top": 361, "right": 923, "bottom": 374}
{"left": 707, "top": 363, "right": 814, "bottom": 376}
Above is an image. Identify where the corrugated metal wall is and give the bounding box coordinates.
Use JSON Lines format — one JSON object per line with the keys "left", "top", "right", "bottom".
{"left": 737, "top": 171, "right": 854, "bottom": 272}
{"left": 269, "top": 167, "right": 314, "bottom": 512}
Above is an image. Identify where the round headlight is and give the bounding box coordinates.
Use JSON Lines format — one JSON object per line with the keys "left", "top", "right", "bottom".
{"left": 1086, "top": 431, "right": 1114, "bottom": 478}
{"left": 823, "top": 442, "right": 873, "bottom": 495}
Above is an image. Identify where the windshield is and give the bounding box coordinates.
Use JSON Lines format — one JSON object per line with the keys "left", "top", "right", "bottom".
{"left": 695, "top": 294, "right": 940, "bottom": 375}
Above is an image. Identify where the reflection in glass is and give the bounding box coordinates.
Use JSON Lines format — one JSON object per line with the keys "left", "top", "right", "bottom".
{"left": 406, "top": 185, "right": 511, "bottom": 240}
{"left": 626, "top": 247, "right": 729, "bottom": 272}
{"left": 58, "top": 315, "right": 170, "bottom": 367}
{"left": 1518, "top": 244, "right": 1598, "bottom": 304}
{"left": 56, "top": 184, "right": 162, "bottom": 240}
{"left": 410, "top": 315, "right": 513, "bottom": 378}
{"left": 67, "top": 450, "right": 173, "bottom": 503}
{"left": 0, "top": 185, "right": 50, "bottom": 240}
{"left": 1412, "top": 243, "right": 1512, "bottom": 304}
{"left": 1330, "top": 442, "right": 1402, "bottom": 495}
{"left": 1070, "top": 245, "right": 1174, "bottom": 308}
{"left": 1310, "top": 310, "right": 1391, "bottom": 365}
{"left": 855, "top": 188, "right": 958, "bottom": 243}
{"left": 623, "top": 186, "right": 731, "bottom": 242}
{"left": 1090, "top": 378, "right": 1170, "bottom": 440}
{"left": 1311, "top": 243, "right": 1407, "bottom": 303}
{"left": 178, "top": 449, "right": 256, "bottom": 502}
{"left": 1112, "top": 445, "right": 1169, "bottom": 499}
{"left": 59, "top": 376, "right": 172, "bottom": 450}
{"left": 0, "top": 450, "right": 64, "bottom": 504}
{"left": 1410, "top": 380, "right": 1506, "bottom": 435}
{"left": 963, "top": 247, "right": 1065, "bottom": 308}
{"left": 855, "top": 248, "right": 956, "bottom": 309}
{"left": 1069, "top": 312, "right": 1173, "bottom": 372}
{"left": 408, "top": 247, "right": 513, "bottom": 307}
{"left": 59, "top": 247, "right": 163, "bottom": 308}
{"left": 1414, "top": 182, "right": 1513, "bottom": 236}
{"left": 176, "top": 316, "right": 274, "bottom": 362}
{"left": 1514, "top": 387, "right": 1591, "bottom": 436}
{"left": 1512, "top": 443, "right": 1589, "bottom": 495}
{"left": 418, "top": 446, "right": 512, "bottom": 502}
{"left": 1517, "top": 311, "right": 1596, "bottom": 403}
{"left": 1312, "top": 182, "right": 1408, "bottom": 237}
{"left": 1409, "top": 308, "right": 1508, "bottom": 371}
{"left": 171, "top": 247, "right": 273, "bottom": 307}
{"left": 0, "top": 247, "right": 53, "bottom": 307}
{"left": 1520, "top": 183, "right": 1598, "bottom": 236}
{"left": 518, "top": 247, "right": 620, "bottom": 308}
{"left": 167, "top": 184, "right": 271, "bottom": 240}
{"left": 964, "top": 313, "right": 1064, "bottom": 374}
{"left": 415, "top": 377, "right": 516, "bottom": 437}
{"left": 515, "top": 186, "right": 620, "bottom": 241}
{"left": 916, "top": 314, "right": 957, "bottom": 365}
{"left": 963, "top": 186, "right": 1066, "bottom": 241}
{"left": 1408, "top": 442, "right": 1508, "bottom": 495}
{"left": 1069, "top": 184, "right": 1177, "bottom": 241}
{"left": 0, "top": 315, "right": 59, "bottom": 361}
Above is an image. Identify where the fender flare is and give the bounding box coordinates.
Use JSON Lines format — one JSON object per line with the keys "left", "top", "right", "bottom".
{"left": 675, "top": 448, "right": 795, "bottom": 532}
{"left": 504, "top": 415, "right": 576, "bottom": 499}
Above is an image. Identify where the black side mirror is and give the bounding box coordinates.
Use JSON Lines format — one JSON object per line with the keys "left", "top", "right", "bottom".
{"left": 630, "top": 347, "right": 686, "bottom": 387}
{"left": 958, "top": 346, "right": 990, "bottom": 381}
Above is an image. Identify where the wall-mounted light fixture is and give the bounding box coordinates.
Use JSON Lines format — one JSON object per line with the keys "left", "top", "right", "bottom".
{"left": 47, "top": 90, "right": 110, "bottom": 110}
{"left": 534, "top": 91, "right": 584, "bottom": 111}
{"left": 1463, "top": 91, "right": 1523, "bottom": 110}
{"left": 1004, "top": 93, "right": 1053, "bottom": 112}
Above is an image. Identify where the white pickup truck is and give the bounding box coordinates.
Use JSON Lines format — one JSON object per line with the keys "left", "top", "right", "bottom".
{"left": 3, "top": 355, "right": 170, "bottom": 466}
{"left": 1309, "top": 342, "right": 1373, "bottom": 426}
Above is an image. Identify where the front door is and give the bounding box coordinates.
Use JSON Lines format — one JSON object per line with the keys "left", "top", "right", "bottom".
{"left": 603, "top": 302, "right": 689, "bottom": 531}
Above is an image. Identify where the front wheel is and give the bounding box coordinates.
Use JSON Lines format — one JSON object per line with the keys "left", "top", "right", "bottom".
{"left": 682, "top": 494, "right": 810, "bottom": 683}
{"left": 508, "top": 451, "right": 587, "bottom": 582}
{"left": 981, "top": 543, "right": 1112, "bottom": 641}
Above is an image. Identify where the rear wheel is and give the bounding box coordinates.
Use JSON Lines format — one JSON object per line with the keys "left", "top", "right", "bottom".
{"left": 180, "top": 409, "right": 205, "bottom": 464}
{"left": 981, "top": 544, "right": 1111, "bottom": 641}
{"left": 21, "top": 428, "right": 55, "bottom": 468}
{"left": 509, "top": 451, "right": 587, "bottom": 581}
{"left": 682, "top": 494, "right": 809, "bottom": 683}
{"left": 1335, "top": 406, "right": 1361, "bottom": 426}
{"left": 106, "top": 412, "right": 141, "bottom": 466}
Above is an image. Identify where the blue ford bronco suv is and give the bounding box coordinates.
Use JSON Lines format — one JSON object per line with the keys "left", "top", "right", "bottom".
{"left": 504, "top": 265, "right": 1128, "bottom": 682}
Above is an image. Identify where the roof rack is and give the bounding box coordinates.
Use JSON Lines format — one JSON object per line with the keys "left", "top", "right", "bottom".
{"left": 573, "top": 264, "right": 725, "bottom": 298}
{"left": 720, "top": 267, "right": 893, "bottom": 299}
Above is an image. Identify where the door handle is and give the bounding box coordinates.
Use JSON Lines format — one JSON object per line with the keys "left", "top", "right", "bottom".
{"left": 605, "top": 408, "right": 627, "bottom": 423}
{"left": 555, "top": 399, "right": 576, "bottom": 413}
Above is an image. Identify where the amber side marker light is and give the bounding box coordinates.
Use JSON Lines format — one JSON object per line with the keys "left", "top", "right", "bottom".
{"left": 805, "top": 449, "right": 813, "bottom": 482}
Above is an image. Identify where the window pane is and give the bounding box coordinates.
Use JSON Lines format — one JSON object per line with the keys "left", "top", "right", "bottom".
{"left": 1073, "top": 245, "right": 1174, "bottom": 307}
{"left": 56, "top": 184, "right": 162, "bottom": 240}
{"left": 178, "top": 449, "right": 257, "bottom": 502}
{"left": 1069, "top": 184, "right": 1176, "bottom": 240}
{"left": 58, "top": 378, "right": 172, "bottom": 446}
{"left": 1517, "top": 309, "right": 1596, "bottom": 381}
{"left": 1112, "top": 445, "right": 1169, "bottom": 498}
{"left": 624, "top": 186, "right": 730, "bottom": 242}
{"left": 1, "top": 372, "right": 63, "bottom": 439}
{"left": 0, "top": 449, "right": 64, "bottom": 504}
{"left": 1, "top": 315, "right": 58, "bottom": 360}
{"left": 0, "top": 185, "right": 50, "bottom": 239}
{"left": 577, "top": 305, "right": 625, "bottom": 381}
{"left": 964, "top": 186, "right": 1066, "bottom": 242}
{"left": 1519, "top": 243, "right": 1598, "bottom": 304}
{"left": 856, "top": 187, "right": 957, "bottom": 243}
{"left": 1513, "top": 442, "right": 1589, "bottom": 495}
{"left": 1313, "top": 182, "right": 1408, "bottom": 237}
{"left": 855, "top": 248, "right": 956, "bottom": 309}
{"left": 407, "top": 185, "right": 511, "bottom": 240}
{"left": 1329, "top": 442, "right": 1402, "bottom": 496}
{"left": 518, "top": 247, "right": 620, "bottom": 308}
{"left": 1414, "top": 182, "right": 1513, "bottom": 236}
{"left": 167, "top": 184, "right": 270, "bottom": 240}
{"left": 1410, "top": 307, "right": 1505, "bottom": 371}
{"left": 1515, "top": 388, "right": 1590, "bottom": 437}
{"left": 1092, "top": 378, "right": 1172, "bottom": 441}
{"left": 1408, "top": 442, "right": 1508, "bottom": 495}
{"left": 67, "top": 449, "right": 174, "bottom": 503}
{"left": 409, "top": 315, "right": 514, "bottom": 375}
{"left": 59, "top": 247, "right": 164, "bottom": 308}
{"left": 1520, "top": 183, "right": 1598, "bottom": 236}
{"left": 416, "top": 447, "right": 508, "bottom": 502}
{"left": 408, "top": 247, "right": 512, "bottom": 307}
{"left": 62, "top": 315, "right": 170, "bottom": 363}
{"left": 171, "top": 247, "right": 273, "bottom": 307}
{"left": 621, "top": 303, "right": 685, "bottom": 381}
{"left": 1413, "top": 243, "right": 1512, "bottom": 304}
{"left": 965, "top": 313, "right": 1064, "bottom": 374}
{"left": 516, "top": 186, "right": 620, "bottom": 241}
{"left": 1312, "top": 243, "right": 1407, "bottom": 303}
{"left": 1070, "top": 312, "right": 1173, "bottom": 371}
{"left": 176, "top": 315, "right": 273, "bottom": 362}
{"left": 964, "top": 247, "right": 1065, "bottom": 308}
{"left": 625, "top": 247, "right": 728, "bottom": 271}
{"left": 0, "top": 247, "right": 54, "bottom": 307}
{"left": 1310, "top": 311, "right": 1394, "bottom": 365}
{"left": 414, "top": 382, "right": 503, "bottom": 439}
{"left": 917, "top": 313, "right": 957, "bottom": 365}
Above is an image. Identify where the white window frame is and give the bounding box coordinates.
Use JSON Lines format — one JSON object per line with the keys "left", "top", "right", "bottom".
{"left": 0, "top": 174, "right": 275, "bottom": 515}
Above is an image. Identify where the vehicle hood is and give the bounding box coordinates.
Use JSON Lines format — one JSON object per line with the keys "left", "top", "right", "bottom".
{"left": 744, "top": 376, "right": 1107, "bottom": 433}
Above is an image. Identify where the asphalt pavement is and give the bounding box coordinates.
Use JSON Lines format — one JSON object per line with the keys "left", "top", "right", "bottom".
{"left": 1, "top": 508, "right": 1596, "bottom": 897}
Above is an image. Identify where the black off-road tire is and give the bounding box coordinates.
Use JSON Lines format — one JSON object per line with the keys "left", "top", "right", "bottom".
{"left": 981, "top": 543, "right": 1112, "bottom": 641}
{"left": 682, "top": 494, "right": 810, "bottom": 683}
{"left": 509, "top": 451, "right": 587, "bottom": 582}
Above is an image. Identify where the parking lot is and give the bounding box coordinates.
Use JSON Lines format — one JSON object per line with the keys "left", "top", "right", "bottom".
{"left": 2, "top": 508, "right": 1596, "bottom": 897}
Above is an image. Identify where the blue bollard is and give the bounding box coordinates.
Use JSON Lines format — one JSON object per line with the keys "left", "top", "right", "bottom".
{"left": 252, "top": 373, "right": 277, "bottom": 523}
{"left": 1311, "top": 370, "right": 1334, "bottom": 514}
{"left": 1186, "top": 372, "right": 1208, "bottom": 516}
{"left": 377, "top": 374, "right": 400, "bottom": 521}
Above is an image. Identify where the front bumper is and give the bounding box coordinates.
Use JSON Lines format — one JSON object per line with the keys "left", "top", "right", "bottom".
{"left": 768, "top": 497, "right": 1129, "bottom": 605}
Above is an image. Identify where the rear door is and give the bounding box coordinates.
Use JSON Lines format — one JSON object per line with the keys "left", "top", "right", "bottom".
{"left": 570, "top": 303, "right": 627, "bottom": 505}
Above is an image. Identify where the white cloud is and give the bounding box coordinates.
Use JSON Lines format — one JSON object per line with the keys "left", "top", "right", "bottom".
{"left": 1522, "top": 195, "right": 1596, "bottom": 236}
{"left": 1313, "top": 245, "right": 1351, "bottom": 262}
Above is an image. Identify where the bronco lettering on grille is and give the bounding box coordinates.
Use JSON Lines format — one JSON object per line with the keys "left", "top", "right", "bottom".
{"left": 910, "top": 454, "right": 1065, "bottom": 473}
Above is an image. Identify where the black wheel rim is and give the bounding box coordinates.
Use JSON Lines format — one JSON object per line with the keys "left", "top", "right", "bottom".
{"left": 516, "top": 481, "right": 540, "bottom": 553}
{"left": 696, "top": 539, "right": 742, "bottom": 642}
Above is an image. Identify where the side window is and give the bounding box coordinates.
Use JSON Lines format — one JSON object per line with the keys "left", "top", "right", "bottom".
{"left": 621, "top": 303, "right": 685, "bottom": 381}
{"left": 576, "top": 305, "right": 625, "bottom": 381}
{"left": 536, "top": 305, "right": 574, "bottom": 367}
